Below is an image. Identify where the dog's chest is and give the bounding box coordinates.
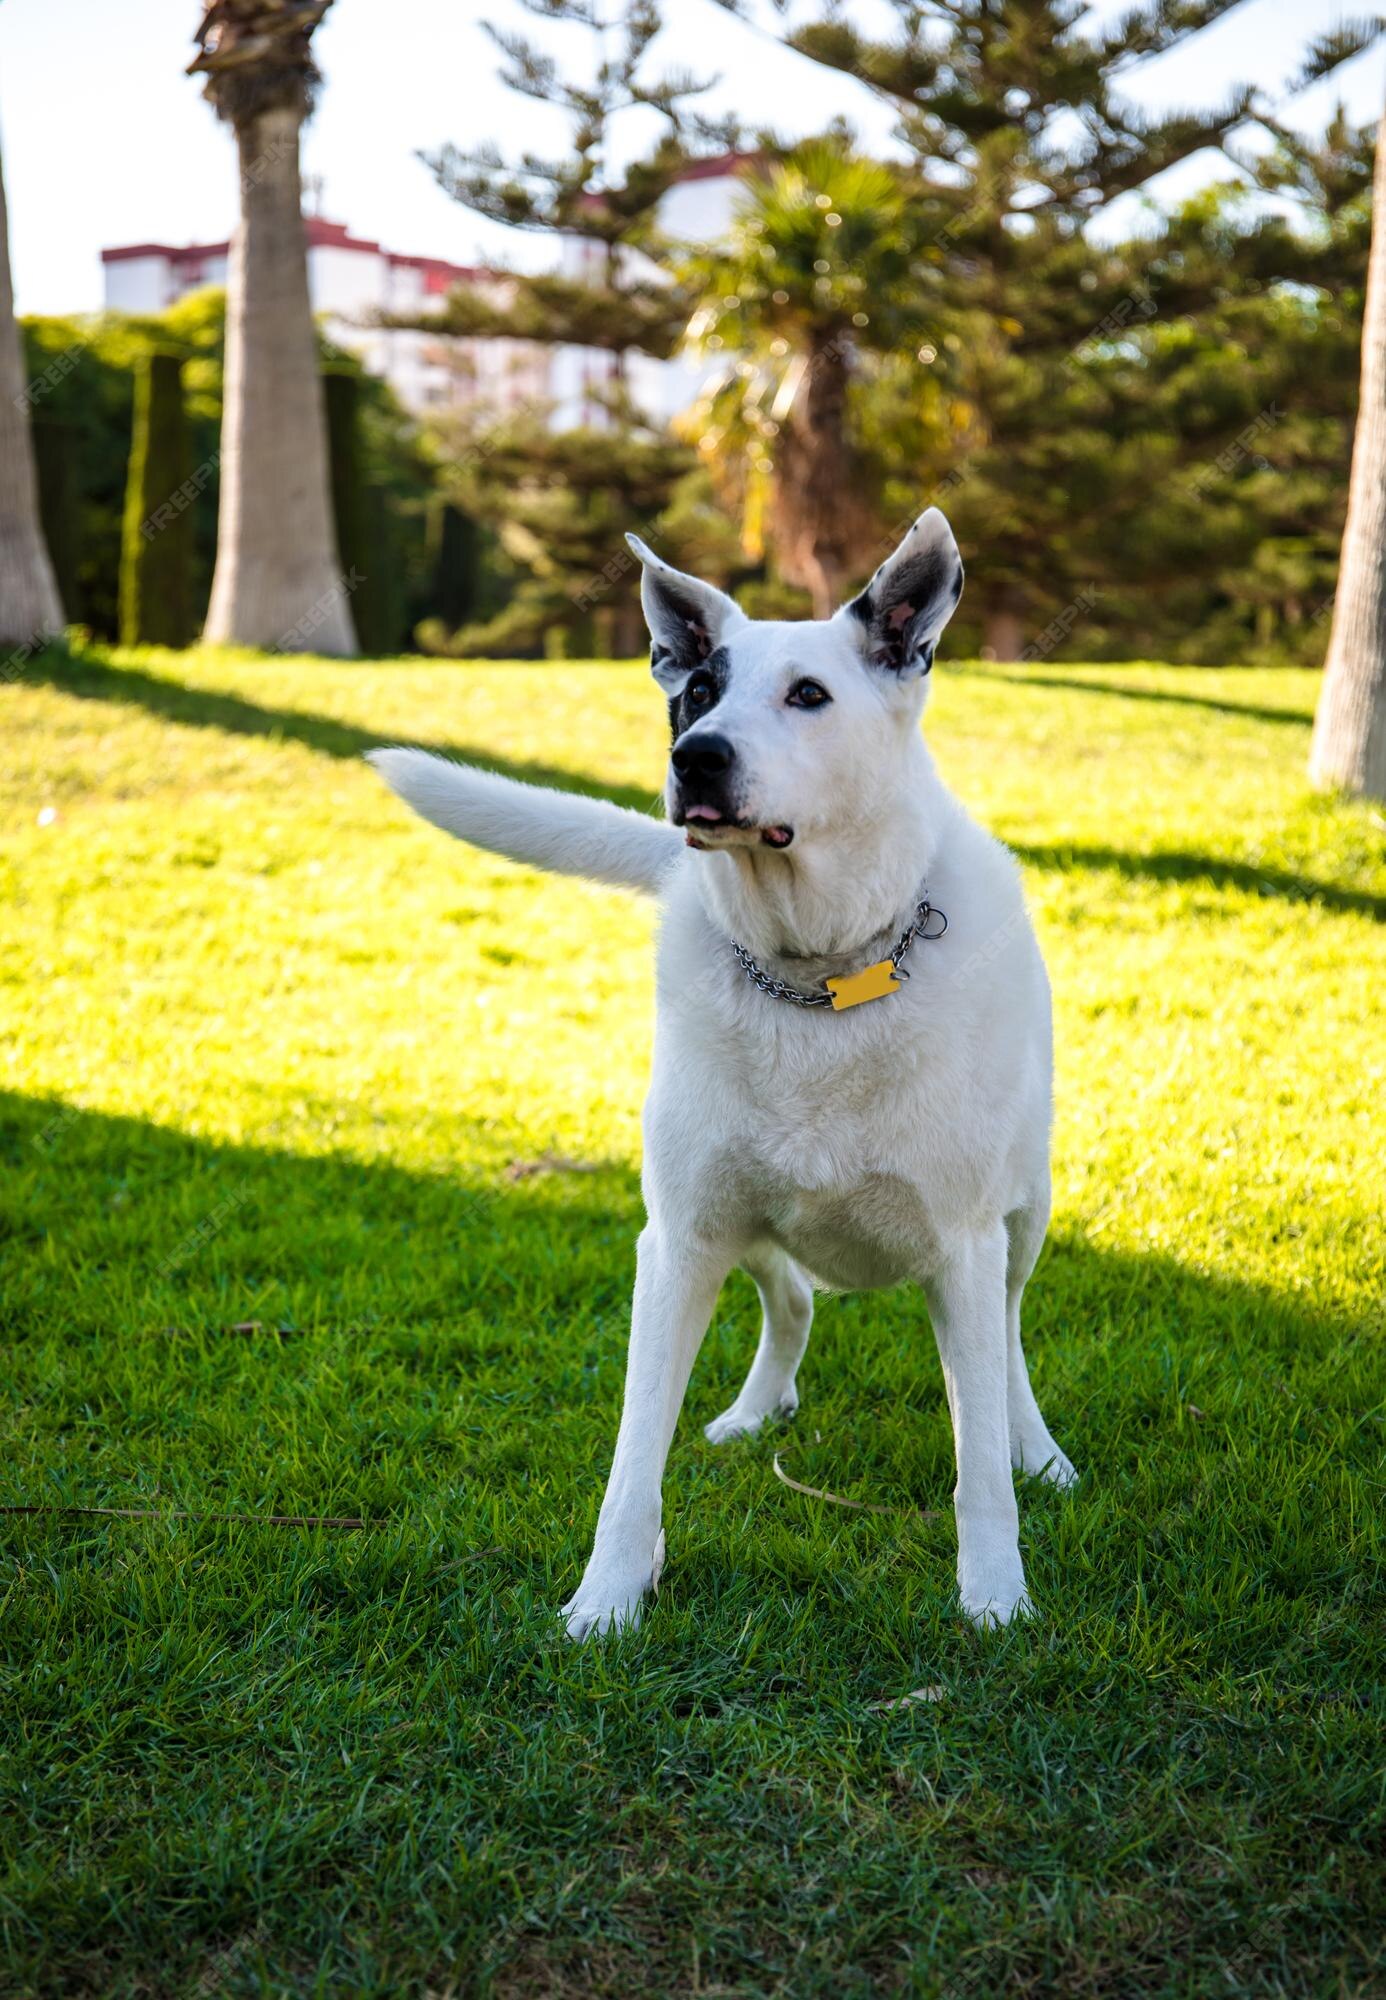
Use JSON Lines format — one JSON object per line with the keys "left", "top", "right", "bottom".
{"left": 715, "top": 1076, "right": 956, "bottom": 1289}
{"left": 663, "top": 976, "right": 979, "bottom": 1286}
{"left": 758, "top": 1172, "right": 941, "bottom": 1290}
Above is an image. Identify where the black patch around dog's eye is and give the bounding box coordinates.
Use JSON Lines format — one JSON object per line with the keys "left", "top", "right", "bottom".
{"left": 667, "top": 645, "right": 730, "bottom": 741}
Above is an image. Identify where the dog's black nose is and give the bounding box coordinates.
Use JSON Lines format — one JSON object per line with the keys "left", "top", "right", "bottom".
{"left": 671, "top": 731, "right": 735, "bottom": 780}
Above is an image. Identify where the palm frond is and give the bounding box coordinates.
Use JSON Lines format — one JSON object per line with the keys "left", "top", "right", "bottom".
{"left": 189, "top": 0, "right": 334, "bottom": 123}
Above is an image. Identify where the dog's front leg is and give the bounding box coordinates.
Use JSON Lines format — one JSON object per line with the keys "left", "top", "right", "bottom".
{"left": 563, "top": 1224, "right": 732, "bottom": 1641}
{"left": 924, "top": 1224, "right": 1029, "bottom": 1627}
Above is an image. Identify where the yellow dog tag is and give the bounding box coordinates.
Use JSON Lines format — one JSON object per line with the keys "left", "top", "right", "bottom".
{"left": 825, "top": 959, "right": 902, "bottom": 1010}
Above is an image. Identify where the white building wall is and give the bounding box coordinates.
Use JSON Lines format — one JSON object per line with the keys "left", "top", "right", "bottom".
{"left": 187, "top": 252, "right": 229, "bottom": 295}
{"left": 308, "top": 242, "right": 385, "bottom": 318}
{"left": 99, "top": 166, "right": 745, "bottom": 422}
{"left": 657, "top": 175, "right": 743, "bottom": 247}
{"left": 102, "top": 257, "right": 167, "bottom": 313}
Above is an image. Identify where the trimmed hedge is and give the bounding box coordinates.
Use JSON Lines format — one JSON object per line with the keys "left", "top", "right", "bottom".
{"left": 119, "top": 351, "right": 194, "bottom": 647}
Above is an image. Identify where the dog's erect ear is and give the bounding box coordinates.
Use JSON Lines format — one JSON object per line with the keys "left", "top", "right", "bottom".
{"left": 839, "top": 508, "right": 964, "bottom": 679}
{"left": 626, "top": 534, "right": 744, "bottom": 691}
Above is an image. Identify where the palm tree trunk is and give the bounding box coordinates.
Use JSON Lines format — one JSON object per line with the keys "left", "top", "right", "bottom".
{"left": 0, "top": 141, "right": 63, "bottom": 648}
{"left": 203, "top": 104, "right": 356, "bottom": 654}
{"left": 1310, "top": 101, "right": 1386, "bottom": 800}
{"left": 773, "top": 336, "right": 873, "bottom": 619}
{"left": 982, "top": 598, "right": 1026, "bottom": 662}
{"left": 805, "top": 557, "right": 839, "bottom": 623}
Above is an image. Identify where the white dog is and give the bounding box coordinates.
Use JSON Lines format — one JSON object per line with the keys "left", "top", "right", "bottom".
{"left": 369, "top": 507, "right": 1075, "bottom": 1637}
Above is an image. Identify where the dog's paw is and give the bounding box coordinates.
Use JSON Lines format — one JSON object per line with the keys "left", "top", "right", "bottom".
{"left": 561, "top": 1591, "right": 645, "bottom": 1642}
{"left": 1012, "top": 1429, "right": 1079, "bottom": 1490}
{"left": 561, "top": 1533, "right": 664, "bottom": 1642}
{"left": 958, "top": 1557, "right": 1031, "bottom": 1630}
{"left": 1018, "top": 1448, "right": 1078, "bottom": 1491}
{"left": 704, "top": 1389, "right": 797, "bottom": 1445}
{"left": 962, "top": 1586, "right": 1033, "bottom": 1630}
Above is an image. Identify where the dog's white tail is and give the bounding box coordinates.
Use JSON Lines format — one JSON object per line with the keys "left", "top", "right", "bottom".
{"left": 367, "top": 748, "right": 681, "bottom": 896}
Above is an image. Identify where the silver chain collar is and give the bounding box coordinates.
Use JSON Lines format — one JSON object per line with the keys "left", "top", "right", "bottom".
{"left": 729, "top": 895, "right": 948, "bottom": 1009}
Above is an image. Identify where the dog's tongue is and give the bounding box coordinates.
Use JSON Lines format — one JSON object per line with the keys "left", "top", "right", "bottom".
{"left": 762, "top": 825, "right": 794, "bottom": 848}
{"left": 684, "top": 804, "right": 723, "bottom": 823}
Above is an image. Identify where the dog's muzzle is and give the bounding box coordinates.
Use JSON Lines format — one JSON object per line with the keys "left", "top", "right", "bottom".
{"left": 670, "top": 730, "right": 737, "bottom": 826}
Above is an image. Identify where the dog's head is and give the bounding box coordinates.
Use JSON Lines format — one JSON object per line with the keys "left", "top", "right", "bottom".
{"left": 629, "top": 510, "right": 964, "bottom": 852}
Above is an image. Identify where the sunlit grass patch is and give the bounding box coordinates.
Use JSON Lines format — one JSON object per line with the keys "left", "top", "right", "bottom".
{"left": 1, "top": 642, "right": 1381, "bottom": 1996}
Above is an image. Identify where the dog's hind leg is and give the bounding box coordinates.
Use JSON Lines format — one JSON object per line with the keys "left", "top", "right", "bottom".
{"left": 1004, "top": 1180, "right": 1077, "bottom": 1490}
{"left": 563, "top": 1224, "right": 733, "bottom": 1641}
{"left": 704, "top": 1243, "right": 814, "bottom": 1444}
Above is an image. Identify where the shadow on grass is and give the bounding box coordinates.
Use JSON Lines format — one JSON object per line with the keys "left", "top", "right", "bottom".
{"left": 21, "top": 645, "right": 662, "bottom": 817}
{"left": 0, "top": 1085, "right": 642, "bottom": 1337}
{"left": 1010, "top": 838, "right": 1386, "bottom": 924}
{"left": 2, "top": 1085, "right": 1366, "bottom": 1509}
{"left": 959, "top": 662, "right": 1314, "bottom": 729}
{"left": 2, "top": 1088, "right": 1378, "bottom": 1998}
{"left": 33, "top": 648, "right": 1376, "bottom": 926}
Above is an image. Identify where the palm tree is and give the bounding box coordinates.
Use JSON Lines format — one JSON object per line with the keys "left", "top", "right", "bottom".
{"left": 681, "top": 142, "right": 944, "bottom": 618}
{"left": 0, "top": 134, "right": 64, "bottom": 648}
{"left": 190, "top": 0, "right": 356, "bottom": 654}
{"left": 1311, "top": 97, "right": 1386, "bottom": 800}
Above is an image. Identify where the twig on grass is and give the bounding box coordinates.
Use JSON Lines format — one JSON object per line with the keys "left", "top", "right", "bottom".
{"left": 772, "top": 1449, "right": 942, "bottom": 1523}
{"left": 0, "top": 1503, "right": 372, "bottom": 1529}
{"left": 503, "top": 1152, "right": 602, "bottom": 1182}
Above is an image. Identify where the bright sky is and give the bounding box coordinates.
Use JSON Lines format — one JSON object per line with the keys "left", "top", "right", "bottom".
{"left": 1, "top": 0, "right": 1380, "bottom": 316}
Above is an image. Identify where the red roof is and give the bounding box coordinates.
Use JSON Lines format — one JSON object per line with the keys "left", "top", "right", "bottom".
{"left": 387, "top": 251, "right": 493, "bottom": 291}
{"left": 102, "top": 239, "right": 230, "bottom": 265}
{"left": 672, "top": 150, "right": 763, "bottom": 184}
{"left": 304, "top": 216, "right": 381, "bottom": 254}
{"left": 102, "top": 218, "right": 487, "bottom": 289}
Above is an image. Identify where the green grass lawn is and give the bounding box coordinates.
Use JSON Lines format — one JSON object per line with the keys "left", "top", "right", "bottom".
{"left": 2, "top": 641, "right": 1382, "bottom": 1998}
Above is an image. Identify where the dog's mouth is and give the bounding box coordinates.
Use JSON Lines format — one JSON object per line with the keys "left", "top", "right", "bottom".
{"left": 679, "top": 802, "right": 794, "bottom": 850}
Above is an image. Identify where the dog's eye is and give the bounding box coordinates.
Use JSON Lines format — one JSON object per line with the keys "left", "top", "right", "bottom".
{"left": 686, "top": 673, "right": 715, "bottom": 707}
{"left": 788, "top": 679, "right": 831, "bottom": 709}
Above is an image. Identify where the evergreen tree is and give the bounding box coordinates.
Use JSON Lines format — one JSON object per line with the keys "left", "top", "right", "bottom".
{"left": 415, "top": 0, "right": 733, "bottom": 359}
{"left": 427, "top": 501, "right": 481, "bottom": 631}
{"left": 1094, "top": 133, "right": 1373, "bottom": 665}
{"left": 733, "top": 0, "right": 1382, "bottom": 651}
{"left": 323, "top": 365, "right": 401, "bottom": 652}
{"left": 434, "top": 408, "right": 690, "bottom": 657}
{"left": 394, "top": 0, "right": 734, "bottom": 650}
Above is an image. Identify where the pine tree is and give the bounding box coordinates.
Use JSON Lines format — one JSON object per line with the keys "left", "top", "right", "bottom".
{"left": 744, "top": 0, "right": 1383, "bottom": 652}
{"left": 393, "top": 0, "right": 734, "bottom": 650}
{"left": 414, "top": 0, "right": 733, "bottom": 358}
{"left": 1091, "top": 133, "right": 1373, "bottom": 665}
{"left": 436, "top": 410, "right": 690, "bottom": 657}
